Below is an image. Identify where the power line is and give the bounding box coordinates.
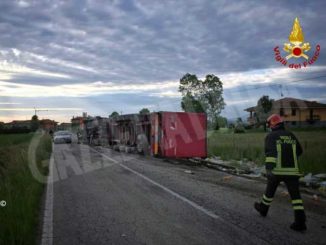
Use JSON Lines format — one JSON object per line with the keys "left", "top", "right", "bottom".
{"left": 226, "top": 74, "right": 326, "bottom": 93}
{"left": 283, "top": 74, "right": 326, "bottom": 84}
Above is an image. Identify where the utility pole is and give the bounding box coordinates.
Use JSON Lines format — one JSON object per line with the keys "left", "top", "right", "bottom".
{"left": 279, "top": 85, "right": 284, "bottom": 98}
{"left": 34, "top": 107, "right": 49, "bottom": 116}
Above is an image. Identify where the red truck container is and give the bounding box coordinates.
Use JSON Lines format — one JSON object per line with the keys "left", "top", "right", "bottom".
{"left": 151, "top": 112, "right": 207, "bottom": 158}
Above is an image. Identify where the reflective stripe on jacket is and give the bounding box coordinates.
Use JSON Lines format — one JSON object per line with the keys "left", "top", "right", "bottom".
{"left": 265, "top": 127, "right": 303, "bottom": 176}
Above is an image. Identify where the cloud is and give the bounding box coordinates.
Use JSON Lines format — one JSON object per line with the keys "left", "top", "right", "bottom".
{"left": 1, "top": 65, "right": 325, "bottom": 99}
{"left": 17, "top": 1, "right": 30, "bottom": 8}
{"left": 1, "top": 0, "right": 325, "bottom": 86}
{"left": 221, "top": 66, "right": 326, "bottom": 89}
{"left": 0, "top": 102, "right": 21, "bottom": 105}
{"left": 151, "top": 90, "right": 181, "bottom": 98}
{"left": 0, "top": 80, "right": 179, "bottom": 97}
{"left": 0, "top": 0, "right": 325, "bottom": 121}
{"left": 0, "top": 60, "right": 71, "bottom": 80}
{"left": 0, "top": 107, "right": 82, "bottom": 111}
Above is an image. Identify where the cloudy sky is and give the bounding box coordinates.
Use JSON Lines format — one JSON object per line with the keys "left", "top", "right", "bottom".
{"left": 0, "top": 0, "right": 325, "bottom": 122}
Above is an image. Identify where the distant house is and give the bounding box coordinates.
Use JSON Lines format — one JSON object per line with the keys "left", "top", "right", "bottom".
{"left": 244, "top": 97, "right": 326, "bottom": 127}
{"left": 71, "top": 117, "right": 84, "bottom": 130}
{"left": 40, "top": 119, "right": 57, "bottom": 131}
{"left": 70, "top": 113, "right": 90, "bottom": 131}
{"left": 57, "top": 123, "right": 72, "bottom": 131}
{"left": 4, "top": 120, "right": 31, "bottom": 129}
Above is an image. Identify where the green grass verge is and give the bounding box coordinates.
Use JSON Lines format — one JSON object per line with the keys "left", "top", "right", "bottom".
{"left": 0, "top": 134, "right": 35, "bottom": 147}
{"left": 0, "top": 133, "right": 52, "bottom": 245}
{"left": 208, "top": 129, "right": 326, "bottom": 174}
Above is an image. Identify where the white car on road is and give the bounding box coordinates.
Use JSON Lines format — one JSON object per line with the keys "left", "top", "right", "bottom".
{"left": 53, "top": 131, "right": 73, "bottom": 144}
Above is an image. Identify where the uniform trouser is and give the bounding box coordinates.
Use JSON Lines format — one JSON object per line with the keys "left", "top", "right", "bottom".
{"left": 261, "top": 175, "right": 306, "bottom": 223}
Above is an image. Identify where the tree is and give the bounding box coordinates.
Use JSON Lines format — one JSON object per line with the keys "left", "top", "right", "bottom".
{"left": 139, "top": 108, "right": 150, "bottom": 114}
{"left": 255, "top": 95, "right": 274, "bottom": 131}
{"left": 209, "top": 116, "right": 228, "bottom": 130}
{"left": 234, "top": 117, "right": 245, "bottom": 133}
{"left": 109, "top": 111, "right": 119, "bottom": 118}
{"left": 179, "top": 73, "right": 225, "bottom": 122}
{"left": 216, "top": 116, "right": 228, "bottom": 128}
{"left": 30, "top": 115, "right": 40, "bottom": 132}
{"left": 181, "top": 93, "right": 205, "bottom": 113}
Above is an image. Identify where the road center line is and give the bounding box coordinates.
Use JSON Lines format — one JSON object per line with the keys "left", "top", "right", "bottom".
{"left": 92, "top": 148, "right": 222, "bottom": 221}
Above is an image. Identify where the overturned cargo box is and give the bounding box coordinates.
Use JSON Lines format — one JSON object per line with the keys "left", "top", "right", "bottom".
{"left": 151, "top": 112, "right": 207, "bottom": 158}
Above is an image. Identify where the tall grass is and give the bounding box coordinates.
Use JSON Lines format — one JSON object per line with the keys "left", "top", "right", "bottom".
{"left": 0, "top": 134, "right": 34, "bottom": 147}
{"left": 208, "top": 129, "right": 326, "bottom": 174}
{"left": 0, "top": 133, "right": 52, "bottom": 245}
{"left": 208, "top": 131, "right": 266, "bottom": 163}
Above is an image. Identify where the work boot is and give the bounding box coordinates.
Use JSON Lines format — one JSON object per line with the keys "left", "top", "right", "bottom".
{"left": 254, "top": 202, "right": 268, "bottom": 217}
{"left": 290, "top": 222, "right": 307, "bottom": 232}
{"left": 290, "top": 210, "right": 307, "bottom": 232}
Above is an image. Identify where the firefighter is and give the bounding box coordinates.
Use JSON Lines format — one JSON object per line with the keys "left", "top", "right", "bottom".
{"left": 254, "top": 114, "right": 306, "bottom": 232}
{"left": 77, "top": 130, "right": 82, "bottom": 144}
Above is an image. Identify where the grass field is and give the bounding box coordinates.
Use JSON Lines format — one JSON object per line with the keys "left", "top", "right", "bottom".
{"left": 0, "top": 134, "right": 35, "bottom": 147}
{"left": 0, "top": 133, "right": 52, "bottom": 245}
{"left": 208, "top": 129, "right": 326, "bottom": 174}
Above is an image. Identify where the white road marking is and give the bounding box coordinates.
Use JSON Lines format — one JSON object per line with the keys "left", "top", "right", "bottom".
{"left": 92, "top": 148, "right": 222, "bottom": 221}
{"left": 41, "top": 154, "right": 54, "bottom": 245}
{"left": 89, "top": 147, "right": 119, "bottom": 163}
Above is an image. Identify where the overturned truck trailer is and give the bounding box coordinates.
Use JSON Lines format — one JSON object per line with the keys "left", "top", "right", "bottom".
{"left": 83, "top": 116, "right": 110, "bottom": 145}
{"left": 108, "top": 114, "right": 150, "bottom": 152}
{"left": 108, "top": 112, "right": 207, "bottom": 158}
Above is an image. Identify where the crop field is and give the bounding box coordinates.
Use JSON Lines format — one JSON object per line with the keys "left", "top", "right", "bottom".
{"left": 0, "top": 133, "right": 52, "bottom": 245}
{"left": 208, "top": 129, "right": 326, "bottom": 174}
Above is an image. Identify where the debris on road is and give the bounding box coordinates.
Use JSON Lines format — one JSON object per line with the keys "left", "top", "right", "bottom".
{"left": 119, "top": 145, "right": 126, "bottom": 152}
{"left": 125, "top": 146, "right": 136, "bottom": 153}
{"left": 281, "top": 191, "right": 289, "bottom": 197}
{"left": 184, "top": 170, "right": 194, "bottom": 174}
{"left": 222, "top": 175, "right": 233, "bottom": 181}
{"left": 204, "top": 157, "right": 326, "bottom": 198}
{"left": 301, "top": 173, "right": 320, "bottom": 187}
{"left": 319, "top": 186, "right": 326, "bottom": 194}
{"left": 204, "top": 156, "right": 239, "bottom": 173}
{"left": 315, "top": 173, "right": 326, "bottom": 179}
{"left": 312, "top": 194, "right": 320, "bottom": 202}
{"left": 204, "top": 156, "right": 262, "bottom": 177}
{"left": 206, "top": 156, "right": 261, "bottom": 173}
{"left": 300, "top": 173, "right": 326, "bottom": 189}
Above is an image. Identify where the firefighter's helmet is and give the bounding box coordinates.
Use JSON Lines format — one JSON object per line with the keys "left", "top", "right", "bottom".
{"left": 267, "top": 114, "right": 283, "bottom": 129}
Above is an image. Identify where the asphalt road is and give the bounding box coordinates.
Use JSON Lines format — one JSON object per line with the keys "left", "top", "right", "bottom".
{"left": 43, "top": 142, "right": 326, "bottom": 245}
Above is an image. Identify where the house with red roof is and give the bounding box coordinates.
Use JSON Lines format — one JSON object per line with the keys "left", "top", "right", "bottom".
{"left": 244, "top": 97, "right": 326, "bottom": 127}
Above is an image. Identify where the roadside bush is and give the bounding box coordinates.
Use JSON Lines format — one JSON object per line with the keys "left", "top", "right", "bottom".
{"left": 0, "top": 127, "right": 31, "bottom": 134}
{"left": 244, "top": 124, "right": 253, "bottom": 130}
{"left": 234, "top": 124, "right": 245, "bottom": 133}
{"left": 214, "top": 122, "right": 220, "bottom": 130}
{"left": 0, "top": 133, "right": 52, "bottom": 245}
